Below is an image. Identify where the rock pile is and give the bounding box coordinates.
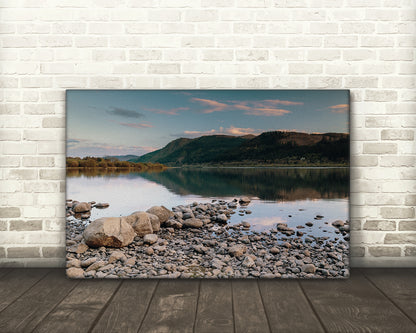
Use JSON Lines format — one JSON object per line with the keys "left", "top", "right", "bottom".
{"left": 66, "top": 197, "right": 350, "bottom": 279}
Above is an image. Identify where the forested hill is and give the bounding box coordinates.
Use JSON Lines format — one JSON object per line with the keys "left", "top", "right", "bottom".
{"left": 129, "top": 131, "right": 349, "bottom": 166}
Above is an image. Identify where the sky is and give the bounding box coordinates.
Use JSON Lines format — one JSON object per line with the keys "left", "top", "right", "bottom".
{"left": 66, "top": 90, "right": 349, "bottom": 157}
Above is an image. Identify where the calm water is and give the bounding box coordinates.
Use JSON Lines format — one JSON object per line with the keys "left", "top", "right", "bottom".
{"left": 67, "top": 167, "right": 349, "bottom": 239}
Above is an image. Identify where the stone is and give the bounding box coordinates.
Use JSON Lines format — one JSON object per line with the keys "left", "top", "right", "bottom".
{"left": 146, "top": 206, "right": 173, "bottom": 223}
{"left": 125, "top": 212, "right": 153, "bottom": 236}
{"left": 270, "top": 247, "right": 280, "bottom": 254}
{"left": 143, "top": 234, "right": 158, "bottom": 245}
{"left": 68, "top": 243, "right": 89, "bottom": 254}
{"left": 126, "top": 258, "right": 136, "bottom": 266}
{"left": 95, "top": 202, "right": 109, "bottom": 209}
{"left": 73, "top": 202, "right": 91, "bottom": 213}
{"left": 66, "top": 259, "right": 81, "bottom": 268}
{"left": 147, "top": 213, "right": 160, "bottom": 233}
{"left": 305, "top": 222, "right": 313, "bottom": 227}
{"left": 239, "top": 197, "right": 251, "bottom": 204}
{"left": 242, "top": 256, "right": 255, "bottom": 268}
{"left": 182, "top": 212, "right": 194, "bottom": 219}
{"left": 332, "top": 220, "right": 345, "bottom": 227}
{"left": 228, "top": 245, "right": 247, "bottom": 257}
{"left": 81, "top": 257, "right": 97, "bottom": 267}
{"left": 242, "top": 221, "right": 251, "bottom": 228}
{"left": 108, "top": 251, "right": 127, "bottom": 264}
{"left": 182, "top": 218, "right": 203, "bottom": 228}
{"left": 66, "top": 267, "right": 85, "bottom": 279}
{"left": 86, "top": 260, "right": 106, "bottom": 272}
{"left": 83, "top": 217, "right": 135, "bottom": 248}
{"left": 216, "top": 214, "right": 228, "bottom": 224}
{"left": 283, "top": 242, "right": 291, "bottom": 248}
{"left": 145, "top": 247, "right": 154, "bottom": 255}
{"left": 193, "top": 245, "right": 207, "bottom": 254}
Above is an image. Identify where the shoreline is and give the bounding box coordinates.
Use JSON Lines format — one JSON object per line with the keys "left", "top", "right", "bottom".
{"left": 66, "top": 198, "right": 349, "bottom": 279}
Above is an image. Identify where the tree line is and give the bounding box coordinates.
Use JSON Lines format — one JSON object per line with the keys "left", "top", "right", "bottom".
{"left": 66, "top": 157, "right": 166, "bottom": 171}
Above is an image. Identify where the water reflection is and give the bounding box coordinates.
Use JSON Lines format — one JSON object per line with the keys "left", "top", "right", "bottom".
{"left": 67, "top": 167, "right": 349, "bottom": 202}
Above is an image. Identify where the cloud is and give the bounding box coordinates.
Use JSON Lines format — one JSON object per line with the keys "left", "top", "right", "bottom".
{"left": 191, "top": 98, "right": 298, "bottom": 116}
{"left": 106, "top": 107, "right": 144, "bottom": 119}
{"left": 119, "top": 122, "right": 153, "bottom": 129}
{"left": 144, "top": 107, "right": 189, "bottom": 115}
{"left": 67, "top": 138, "right": 156, "bottom": 157}
{"left": 191, "top": 98, "right": 228, "bottom": 113}
{"left": 178, "top": 126, "right": 265, "bottom": 138}
{"left": 329, "top": 104, "right": 349, "bottom": 114}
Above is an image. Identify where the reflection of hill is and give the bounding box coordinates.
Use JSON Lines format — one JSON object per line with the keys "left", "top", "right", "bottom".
{"left": 138, "top": 168, "right": 349, "bottom": 201}
{"left": 66, "top": 168, "right": 164, "bottom": 179}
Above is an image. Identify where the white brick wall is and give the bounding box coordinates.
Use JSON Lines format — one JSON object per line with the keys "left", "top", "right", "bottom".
{"left": 0, "top": 0, "right": 415, "bottom": 267}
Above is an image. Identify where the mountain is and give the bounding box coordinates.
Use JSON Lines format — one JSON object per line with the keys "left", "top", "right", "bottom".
{"left": 132, "top": 131, "right": 349, "bottom": 166}
{"left": 104, "top": 154, "right": 140, "bottom": 161}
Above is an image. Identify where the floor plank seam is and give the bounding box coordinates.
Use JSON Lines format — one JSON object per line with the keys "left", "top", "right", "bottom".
{"left": 0, "top": 269, "right": 52, "bottom": 316}
{"left": 231, "top": 281, "right": 236, "bottom": 333}
{"left": 256, "top": 281, "right": 272, "bottom": 333}
{"left": 192, "top": 280, "right": 202, "bottom": 333}
{"left": 87, "top": 280, "right": 123, "bottom": 333}
{"left": 30, "top": 279, "right": 82, "bottom": 333}
{"left": 361, "top": 271, "right": 416, "bottom": 327}
{"left": 298, "top": 281, "right": 328, "bottom": 333}
{"left": 136, "top": 279, "right": 159, "bottom": 333}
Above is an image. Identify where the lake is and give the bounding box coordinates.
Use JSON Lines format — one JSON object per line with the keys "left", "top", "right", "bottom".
{"left": 67, "top": 167, "right": 349, "bottom": 241}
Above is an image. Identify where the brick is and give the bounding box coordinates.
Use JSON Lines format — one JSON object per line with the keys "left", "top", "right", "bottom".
{"left": 405, "top": 247, "right": 416, "bottom": 256}
{"left": 6, "top": 169, "right": 37, "bottom": 180}
{"left": 384, "top": 233, "right": 416, "bottom": 244}
{"left": 147, "top": 63, "right": 180, "bottom": 74}
{"left": 351, "top": 246, "right": 365, "bottom": 257}
{"left": 236, "top": 50, "right": 268, "bottom": 61}
{"left": 0, "top": 220, "right": 6, "bottom": 231}
{"left": 7, "top": 247, "right": 40, "bottom": 258}
{"left": 381, "top": 129, "right": 414, "bottom": 141}
{"left": 148, "top": 9, "right": 181, "bottom": 21}
{"left": 380, "top": 156, "right": 416, "bottom": 167}
{"left": 399, "top": 221, "right": 416, "bottom": 231}
{"left": 9, "top": 220, "right": 42, "bottom": 231}
{"left": 3, "top": 142, "right": 37, "bottom": 155}
{"left": 350, "top": 155, "right": 378, "bottom": 167}
{"left": 0, "top": 156, "right": 20, "bottom": 167}
{"left": 362, "top": 143, "right": 397, "bottom": 154}
{"left": 363, "top": 220, "right": 396, "bottom": 231}
{"left": 368, "top": 246, "right": 401, "bottom": 257}
{"left": 307, "top": 50, "right": 340, "bottom": 61}
{"left": 0, "top": 248, "right": 5, "bottom": 258}
{"left": 202, "top": 50, "right": 234, "bottom": 61}
{"left": 0, "top": 130, "right": 21, "bottom": 141}
{"left": 0, "top": 207, "right": 20, "bottom": 218}
{"left": 129, "top": 50, "right": 162, "bottom": 61}
{"left": 39, "top": 169, "right": 65, "bottom": 180}
{"left": 325, "top": 36, "right": 357, "bottom": 48}
{"left": 42, "top": 246, "right": 66, "bottom": 258}
{"left": 380, "top": 207, "right": 414, "bottom": 219}
{"left": 288, "top": 63, "right": 322, "bottom": 74}
{"left": 184, "top": 10, "right": 218, "bottom": 22}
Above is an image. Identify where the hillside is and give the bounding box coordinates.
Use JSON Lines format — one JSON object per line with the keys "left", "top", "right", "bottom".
{"left": 133, "top": 131, "right": 349, "bottom": 166}
{"left": 104, "top": 154, "right": 140, "bottom": 161}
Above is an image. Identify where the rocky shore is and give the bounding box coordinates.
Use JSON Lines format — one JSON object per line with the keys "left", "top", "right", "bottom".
{"left": 66, "top": 198, "right": 349, "bottom": 279}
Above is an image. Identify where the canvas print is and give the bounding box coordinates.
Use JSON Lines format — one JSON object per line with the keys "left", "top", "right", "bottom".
{"left": 66, "top": 90, "right": 350, "bottom": 279}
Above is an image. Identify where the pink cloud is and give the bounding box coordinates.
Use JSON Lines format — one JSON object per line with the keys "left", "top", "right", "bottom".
{"left": 119, "top": 122, "right": 153, "bottom": 129}
{"left": 144, "top": 107, "right": 189, "bottom": 115}
{"left": 191, "top": 98, "right": 296, "bottom": 116}
{"left": 182, "top": 126, "right": 265, "bottom": 138}
{"left": 191, "top": 98, "right": 228, "bottom": 113}
{"left": 329, "top": 104, "right": 349, "bottom": 113}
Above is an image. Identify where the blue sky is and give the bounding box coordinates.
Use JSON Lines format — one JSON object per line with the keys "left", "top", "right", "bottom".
{"left": 66, "top": 90, "right": 349, "bottom": 157}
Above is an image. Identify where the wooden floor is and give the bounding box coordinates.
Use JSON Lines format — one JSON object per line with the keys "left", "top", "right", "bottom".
{"left": 0, "top": 268, "right": 415, "bottom": 333}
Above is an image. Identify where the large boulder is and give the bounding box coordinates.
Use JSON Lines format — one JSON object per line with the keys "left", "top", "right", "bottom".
{"left": 228, "top": 245, "right": 247, "bottom": 257}
{"left": 146, "top": 206, "right": 173, "bottom": 223}
{"left": 125, "top": 211, "right": 153, "bottom": 236}
{"left": 73, "top": 202, "right": 91, "bottom": 213}
{"left": 83, "top": 217, "right": 135, "bottom": 248}
{"left": 66, "top": 267, "right": 85, "bottom": 279}
{"left": 147, "top": 213, "right": 160, "bottom": 233}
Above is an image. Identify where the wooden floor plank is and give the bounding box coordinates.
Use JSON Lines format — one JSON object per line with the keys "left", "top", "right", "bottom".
{"left": 0, "top": 268, "right": 13, "bottom": 279}
{"left": 362, "top": 268, "right": 416, "bottom": 324}
{"left": 139, "top": 280, "right": 199, "bottom": 333}
{"left": 300, "top": 270, "right": 416, "bottom": 333}
{"left": 0, "top": 268, "right": 51, "bottom": 313}
{"left": 91, "top": 280, "right": 158, "bottom": 333}
{"left": 232, "top": 280, "right": 270, "bottom": 333}
{"left": 0, "top": 269, "right": 77, "bottom": 333}
{"left": 32, "top": 279, "right": 121, "bottom": 333}
{"left": 259, "top": 280, "right": 325, "bottom": 333}
{"left": 195, "top": 280, "right": 234, "bottom": 333}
